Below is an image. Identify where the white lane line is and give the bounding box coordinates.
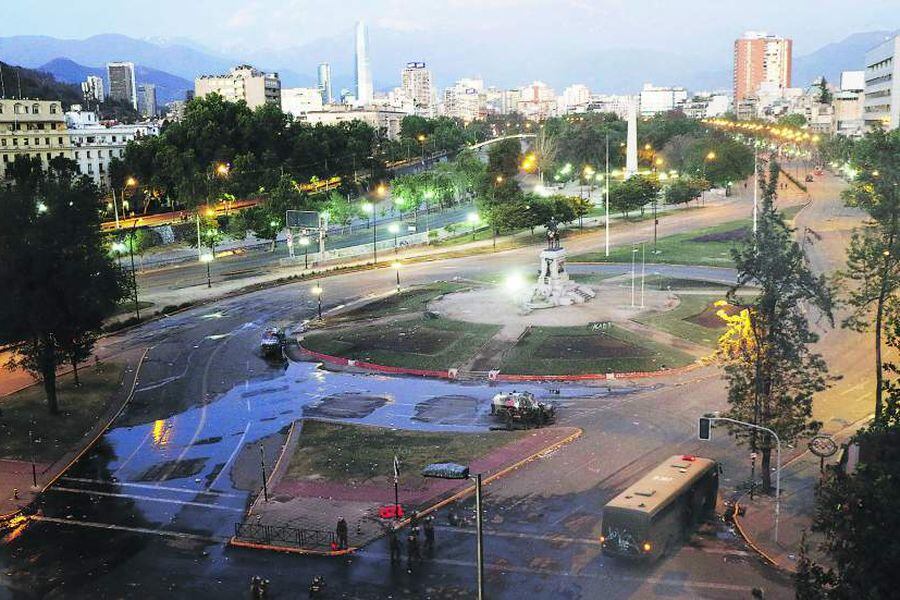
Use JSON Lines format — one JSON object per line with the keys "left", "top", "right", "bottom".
{"left": 361, "top": 551, "right": 760, "bottom": 591}
{"left": 49, "top": 486, "right": 243, "bottom": 512}
{"left": 30, "top": 515, "right": 224, "bottom": 543}
{"left": 59, "top": 477, "right": 241, "bottom": 499}
{"left": 207, "top": 420, "right": 252, "bottom": 492}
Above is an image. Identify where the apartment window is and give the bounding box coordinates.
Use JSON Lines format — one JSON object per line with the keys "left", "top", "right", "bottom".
{"left": 49, "top": 104, "right": 58, "bottom": 114}
{"left": 58, "top": 137, "right": 63, "bottom": 145}
{"left": 86, "top": 151, "right": 92, "bottom": 158}
{"left": 87, "top": 164, "right": 93, "bottom": 173}
{"left": 2, "top": 155, "right": 7, "bottom": 163}
{"left": 45, "top": 137, "right": 50, "bottom": 145}
{"left": 14, "top": 103, "right": 24, "bottom": 115}
{"left": 75, "top": 151, "right": 80, "bottom": 159}
{"left": 32, "top": 104, "right": 40, "bottom": 114}
{"left": 46, "top": 152, "right": 51, "bottom": 160}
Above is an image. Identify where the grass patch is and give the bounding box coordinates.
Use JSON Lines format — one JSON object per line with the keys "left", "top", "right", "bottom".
{"left": 111, "top": 300, "right": 154, "bottom": 318}
{"left": 569, "top": 272, "right": 623, "bottom": 285}
{"left": 641, "top": 276, "right": 733, "bottom": 291}
{"left": 634, "top": 294, "right": 728, "bottom": 348}
{"left": 500, "top": 325, "right": 693, "bottom": 375}
{"left": 286, "top": 420, "right": 525, "bottom": 486}
{"left": 331, "top": 282, "right": 469, "bottom": 322}
{"left": 780, "top": 204, "right": 805, "bottom": 221}
{"left": 570, "top": 219, "right": 752, "bottom": 267}
{"left": 0, "top": 362, "right": 127, "bottom": 462}
{"left": 303, "top": 317, "right": 500, "bottom": 370}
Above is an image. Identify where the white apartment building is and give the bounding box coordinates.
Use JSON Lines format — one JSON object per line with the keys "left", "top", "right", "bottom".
{"left": 401, "top": 62, "right": 434, "bottom": 117}
{"left": 559, "top": 84, "right": 591, "bottom": 114}
{"left": 682, "top": 92, "right": 731, "bottom": 119}
{"left": 639, "top": 83, "right": 688, "bottom": 116}
{"left": 281, "top": 87, "right": 324, "bottom": 118}
{"left": 517, "top": 81, "right": 556, "bottom": 119}
{"left": 65, "top": 106, "right": 159, "bottom": 186}
{"left": 0, "top": 99, "right": 73, "bottom": 181}
{"left": 82, "top": 75, "right": 105, "bottom": 105}
{"left": 299, "top": 107, "right": 407, "bottom": 140}
{"left": 586, "top": 94, "right": 632, "bottom": 119}
{"left": 443, "top": 78, "right": 485, "bottom": 122}
{"left": 864, "top": 35, "right": 900, "bottom": 131}
{"left": 195, "top": 65, "right": 281, "bottom": 109}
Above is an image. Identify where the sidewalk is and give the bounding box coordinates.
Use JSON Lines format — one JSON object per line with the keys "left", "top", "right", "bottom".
{"left": 232, "top": 425, "right": 582, "bottom": 553}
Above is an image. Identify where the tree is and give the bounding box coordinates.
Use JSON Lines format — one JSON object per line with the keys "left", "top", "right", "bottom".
{"left": 664, "top": 177, "right": 709, "bottom": 206}
{"left": 610, "top": 175, "right": 659, "bottom": 218}
{"left": 777, "top": 113, "right": 808, "bottom": 129}
{"left": 0, "top": 166, "right": 129, "bottom": 413}
{"left": 486, "top": 138, "right": 522, "bottom": 179}
{"left": 717, "top": 161, "right": 833, "bottom": 492}
{"left": 839, "top": 129, "right": 900, "bottom": 423}
{"left": 229, "top": 174, "right": 308, "bottom": 251}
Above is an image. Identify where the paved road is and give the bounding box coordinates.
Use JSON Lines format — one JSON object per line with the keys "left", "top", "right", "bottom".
{"left": 0, "top": 172, "right": 857, "bottom": 599}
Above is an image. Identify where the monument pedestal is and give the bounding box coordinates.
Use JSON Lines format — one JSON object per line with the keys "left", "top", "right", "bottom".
{"left": 528, "top": 247, "right": 595, "bottom": 309}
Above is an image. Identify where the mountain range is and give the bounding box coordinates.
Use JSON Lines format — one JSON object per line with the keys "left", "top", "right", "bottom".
{"left": 0, "top": 29, "right": 896, "bottom": 101}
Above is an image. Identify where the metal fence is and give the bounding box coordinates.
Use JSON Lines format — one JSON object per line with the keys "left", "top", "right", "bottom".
{"left": 234, "top": 522, "right": 336, "bottom": 549}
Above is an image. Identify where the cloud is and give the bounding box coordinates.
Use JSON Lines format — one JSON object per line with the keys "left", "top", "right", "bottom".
{"left": 374, "top": 17, "right": 425, "bottom": 32}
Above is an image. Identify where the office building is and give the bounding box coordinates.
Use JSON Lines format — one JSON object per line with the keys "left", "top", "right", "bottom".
{"left": 195, "top": 65, "right": 281, "bottom": 109}
{"left": 586, "top": 94, "right": 632, "bottom": 119}
{"left": 281, "top": 87, "right": 324, "bottom": 117}
{"left": 733, "top": 32, "right": 792, "bottom": 105}
{"left": 864, "top": 35, "right": 900, "bottom": 131}
{"left": 317, "top": 63, "right": 333, "bottom": 104}
{"left": 355, "top": 21, "right": 374, "bottom": 106}
{"left": 841, "top": 70, "right": 865, "bottom": 92}
{"left": 639, "top": 83, "right": 688, "bottom": 116}
{"left": 0, "top": 99, "right": 74, "bottom": 182}
{"left": 138, "top": 83, "right": 157, "bottom": 118}
{"left": 107, "top": 62, "right": 138, "bottom": 109}
{"left": 64, "top": 105, "right": 159, "bottom": 186}
{"left": 401, "top": 62, "right": 434, "bottom": 117}
{"left": 81, "top": 75, "right": 105, "bottom": 105}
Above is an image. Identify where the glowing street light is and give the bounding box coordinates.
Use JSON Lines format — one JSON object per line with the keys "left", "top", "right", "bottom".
{"left": 199, "top": 253, "right": 214, "bottom": 288}
{"left": 311, "top": 283, "right": 323, "bottom": 319}
{"left": 388, "top": 222, "right": 401, "bottom": 252}
{"left": 362, "top": 202, "right": 377, "bottom": 263}
{"left": 467, "top": 211, "right": 480, "bottom": 239}
{"left": 299, "top": 235, "right": 311, "bottom": 269}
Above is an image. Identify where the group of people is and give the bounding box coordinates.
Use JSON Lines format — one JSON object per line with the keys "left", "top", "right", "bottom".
{"left": 387, "top": 512, "right": 436, "bottom": 571}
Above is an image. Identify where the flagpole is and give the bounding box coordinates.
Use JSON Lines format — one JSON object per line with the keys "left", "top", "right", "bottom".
{"left": 393, "top": 454, "right": 400, "bottom": 520}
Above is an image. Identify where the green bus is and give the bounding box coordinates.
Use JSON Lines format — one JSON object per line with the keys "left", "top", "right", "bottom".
{"left": 600, "top": 455, "right": 719, "bottom": 561}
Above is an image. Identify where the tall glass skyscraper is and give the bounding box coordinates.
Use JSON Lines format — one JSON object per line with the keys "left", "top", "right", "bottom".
{"left": 355, "top": 21, "right": 373, "bottom": 105}
{"left": 317, "top": 63, "right": 332, "bottom": 104}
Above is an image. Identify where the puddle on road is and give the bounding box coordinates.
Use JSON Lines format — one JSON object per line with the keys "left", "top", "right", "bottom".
{"left": 303, "top": 393, "right": 389, "bottom": 418}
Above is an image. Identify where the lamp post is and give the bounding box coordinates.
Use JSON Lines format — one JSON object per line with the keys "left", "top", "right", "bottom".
{"left": 388, "top": 222, "right": 400, "bottom": 253}
{"left": 417, "top": 134, "right": 427, "bottom": 163}
{"left": 362, "top": 202, "right": 377, "bottom": 264}
{"left": 605, "top": 135, "right": 610, "bottom": 257}
{"left": 631, "top": 245, "right": 638, "bottom": 307}
{"left": 200, "top": 253, "right": 213, "bottom": 288}
{"left": 392, "top": 261, "right": 402, "bottom": 293}
{"left": 113, "top": 176, "right": 138, "bottom": 230}
{"left": 127, "top": 219, "right": 141, "bottom": 318}
{"left": 311, "top": 283, "right": 323, "bottom": 319}
{"left": 423, "top": 466, "right": 484, "bottom": 600}
{"left": 697, "top": 416, "right": 782, "bottom": 543}
{"left": 258, "top": 443, "right": 269, "bottom": 502}
{"left": 299, "top": 236, "right": 310, "bottom": 269}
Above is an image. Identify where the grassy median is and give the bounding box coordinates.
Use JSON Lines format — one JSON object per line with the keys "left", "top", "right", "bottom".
{"left": 286, "top": 420, "right": 525, "bottom": 486}
{"left": 0, "top": 362, "right": 127, "bottom": 463}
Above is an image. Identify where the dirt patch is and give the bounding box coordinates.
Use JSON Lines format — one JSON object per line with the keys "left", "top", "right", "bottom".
{"left": 685, "top": 301, "right": 739, "bottom": 329}
{"left": 690, "top": 227, "right": 749, "bottom": 243}
{"left": 303, "top": 393, "right": 389, "bottom": 419}
{"left": 530, "top": 332, "right": 653, "bottom": 359}
{"left": 413, "top": 395, "right": 481, "bottom": 424}
{"left": 136, "top": 457, "right": 207, "bottom": 482}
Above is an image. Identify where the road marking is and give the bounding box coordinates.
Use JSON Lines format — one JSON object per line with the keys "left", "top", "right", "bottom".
{"left": 48, "top": 486, "right": 244, "bottom": 512}
{"left": 207, "top": 420, "right": 252, "bottom": 492}
{"left": 29, "top": 515, "right": 224, "bottom": 543}
{"left": 59, "top": 477, "right": 241, "bottom": 499}
{"left": 361, "top": 550, "right": 760, "bottom": 591}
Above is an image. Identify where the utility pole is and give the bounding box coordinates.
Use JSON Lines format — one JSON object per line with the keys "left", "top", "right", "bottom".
{"left": 640, "top": 243, "right": 645, "bottom": 309}
{"left": 474, "top": 473, "right": 484, "bottom": 600}
{"left": 753, "top": 151, "right": 759, "bottom": 235}
{"left": 605, "top": 134, "right": 610, "bottom": 257}
{"left": 259, "top": 444, "right": 269, "bottom": 502}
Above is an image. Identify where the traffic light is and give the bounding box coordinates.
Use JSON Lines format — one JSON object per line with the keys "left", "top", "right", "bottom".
{"left": 698, "top": 417, "right": 712, "bottom": 441}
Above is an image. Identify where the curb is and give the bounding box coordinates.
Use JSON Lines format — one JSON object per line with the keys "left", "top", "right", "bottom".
{"left": 731, "top": 497, "right": 783, "bottom": 570}
{"left": 230, "top": 426, "right": 583, "bottom": 556}
{"left": 0, "top": 347, "right": 150, "bottom": 525}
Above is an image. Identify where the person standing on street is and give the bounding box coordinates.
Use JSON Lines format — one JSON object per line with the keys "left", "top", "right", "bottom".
{"left": 336, "top": 516, "right": 349, "bottom": 550}
{"left": 423, "top": 516, "right": 435, "bottom": 554}
{"left": 388, "top": 527, "right": 402, "bottom": 564}
{"left": 406, "top": 531, "right": 421, "bottom": 571}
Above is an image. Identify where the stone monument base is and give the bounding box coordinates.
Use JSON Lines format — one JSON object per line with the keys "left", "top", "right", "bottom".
{"left": 527, "top": 247, "right": 596, "bottom": 309}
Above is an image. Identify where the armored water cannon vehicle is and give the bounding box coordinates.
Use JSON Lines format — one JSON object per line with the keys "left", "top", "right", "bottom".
{"left": 490, "top": 391, "right": 556, "bottom": 428}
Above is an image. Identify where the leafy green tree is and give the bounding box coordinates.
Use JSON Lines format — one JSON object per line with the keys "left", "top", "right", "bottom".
{"left": 840, "top": 129, "right": 900, "bottom": 423}
{"left": 777, "top": 113, "right": 808, "bottom": 128}
{"left": 229, "top": 174, "right": 308, "bottom": 251}
{"left": 610, "top": 175, "right": 660, "bottom": 218}
{"left": 664, "top": 177, "right": 710, "bottom": 206}
{"left": 0, "top": 167, "right": 129, "bottom": 413}
{"left": 486, "top": 138, "right": 522, "bottom": 179}
{"left": 717, "top": 162, "right": 833, "bottom": 491}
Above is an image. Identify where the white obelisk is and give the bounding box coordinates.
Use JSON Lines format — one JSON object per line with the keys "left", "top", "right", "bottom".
{"left": 625, "top": 96, "right": 638, "bottom": 178}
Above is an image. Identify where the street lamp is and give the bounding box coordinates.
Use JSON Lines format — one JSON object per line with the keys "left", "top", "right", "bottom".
{"left": 422, "top": 464, "right": 485, "bottom": 600}
{"left": 392, "top": 261, "right": 402, "bottom": 293}
{"left": 299, "top": 236, "right": 310, "bottom": 269}
{"left": 362, "top": 202, "right": 377, "bottom": 264}
{"left": 417, "top": 134, "right": 427, "bottom": 162}
{"left": 199, "top": 253, "right": 213, "bottom": 288}
{"left": 467, "top": 211, "right": 480, "bottom": 239}
{"left": 388, "top": 222, "right": 400, "bottom": 253}
{"left": 311, "top": 283, "right": 323, "bottom": 319}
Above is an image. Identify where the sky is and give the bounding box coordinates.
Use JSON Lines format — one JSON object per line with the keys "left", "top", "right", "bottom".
{"left": 2, "top": 0, "right": 897, "bottom": 57}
